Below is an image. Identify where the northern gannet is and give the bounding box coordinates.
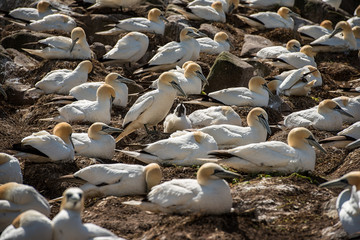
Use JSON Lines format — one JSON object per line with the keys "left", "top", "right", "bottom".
{"left": 319, "top": 121, "right": 360, "bottom": 148}
{"left": 23, "top": 27, "right": 93, "bottom": 60}
{"left": 237, "top": 7, "right": 296, "bottom": 30}
{"left": 115, "top": 72, "right": 186, "bottom": 142}
{"left": 188, "top": 0, "right": 239, "bottom": 13}
{"left": 101, "top": 32, "right": 149, "bottom": 65}
{"left": 88, "top": 0, "right": 144, "bottom": 9}
{"left": 353, "top": 26, "right": 360, "bottom": 49}
{"left": 71, "top": 122, "right": 121, "bottom": 160}
{"left": 123, "top": 163, "right": 240, "bottom": 214}
{"left": 13, "top": 122, "right": 74, "bottom": 162}
{"left": 172, "top": 1, "right": 226, "bottom": 23}
{"left": 208, "top": 127, "right": 326, "bottom": 173}
{"left": 322, "top": 0, "right": 342, "bottom": 10}
{"left": 0, "top": 210, "right": 52, "bottom": 240}
{"left": 332, "top": 96, "right": 360, "bottom": 123}
{"left": 120, "top": 131, "right": 218, "bottom": 166}
{"left": 0, "top": 153, "right": 22, "bottom": 184}
{"left": 256, "top": 39, "right": 301, "bottom": 59}
{"left": 196, "top": 32, "right": 232, "bottom": 55}
{"left": 284, "top": 99, "right": 354, "bottom": 131}
{"left": 95, "top": 8, "right": 167, "bottom": 35}
{"left": 163, "top": 103, "right": 192, "bottom": 133}
{"left": 319, "top": 171, "right": 360, "bottom": 236}
{"left": 269, "top": 45, "right": 317, "bottom": 69}
{"left": 9, "top": 1, "right": 56, "bottom": 21}
{"left": 0, "top": 182, "right": 50, "bottom": 232}
{"left": 35, "top": 60, "right": 93, "bottom": 94}
{"left": 348, "top": 5, "right": 360, "bottom": 28}
{"left": 52, "top": 188, "right": 118, "bottom": 240}
{"left": 24, "top": 14, "right": 76, "bottom": 33}
{"left": 240, "top": 0, "right": 294, "bottom": 8}
{"left": 297, "top": 20, "right": 333, "bottom": 40}
{"left": 188, "top": 106, "right": 242, "bottom": 128}
{"left": 268, "top": 79, "right": 316, "bottom": 97}
{"left": 59, "top": 163, "right": 162, "bottom": 197}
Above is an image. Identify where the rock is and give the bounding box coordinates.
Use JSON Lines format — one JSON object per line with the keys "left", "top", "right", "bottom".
{"left": 339, "top": 0, "right": 359, "bottom": 15}
{"left": 204, "top": 51, "right": 254, "bottom": 93}
{"left": 1, "top": 31, "right": 53, "bottom": 51}
{"left": 90, "top": 42, "right": 106, "bottom": 59}
{"left": 164, "top": 14, "right": 190, "bottom": 42}
{"left": 0, "top": 0, "right": 34, "bottom": 12}
{"left": 240, "top": 34, "right": 273, "bottom": 57}
{"left": 0, "top": 46, "right": 13, "bottom": 83}
{"left": 198, "top": 24, "right": 223, "bottom": 38}
{"left": 6, "top": 48, "right": 38, "bottom": 68}
{"left": 4, "top": 82, "right": 42, "bottom": 105}
{"left": 241, "top": 58, "right": 272, "bottom": 77}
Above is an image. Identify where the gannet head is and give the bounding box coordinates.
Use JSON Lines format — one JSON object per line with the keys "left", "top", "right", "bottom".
{"left": 355, "top": 5, "right": 360, "bottom": 17}
{"left": 211, "top": 1, "right": 223, "bottom": 12}
{"left": 215, "top": 32, "right": 234, "bottom": 49}
{"left": 105, "top": 73, "right": 135, "bottom": 85}
{"left": 182, "top": 61, "right": 195, "bottom": 69}
{"left": 318, "top": 99, "right": 353, "bottom": 118}
{"left": 180, "top": 27, "right": 207, "bottom": 41}
{"left": 267, "top": 80, "right": 281, "bottom": 94}
{"left": 320, "top": 20, "right": 333, "bottom": 31}
{"left": 12, "top": 210, "right": 47, "bottom": 228}
{"left": 174, "top": 103, "right": 187, "bottom": 117}
{"left": 148, "top": 8, "right": 168, "bottom": 23}
{"left": 53, "top": 122, "right": 73, "bottom": 144}
{"left": 320, "top": 171, "right": 360, "bottom": 191}
{"left": 300, "top": 45, "right": 316, "bottom": 57}
{"left": 247, "top": 107, "right": 271, "bottom": 135}
{"left": 304, "top": 80, "right": 316, "bottom": 91}
{"left": 277, "top": 7, "right": 292, "bottom": 19}
{"left": 353, "top": 26, "right": 360, "bottom": 39}
{"left": 193, "top": 131, "right": 207, "bottom": 144}
{"left": 60, "top": 187, "right": 84, "bottom": 212}
{"left": 329, "top": 21, "right": 352, "bottom": 39}
{"left": 96, "top": 84, "right": 116, "bottom": 101}
{"left": 221, "top": 106, "right": 234, "bottom": 115}
{"left": 197, "top": 163, "right": 240, "bottom": 186}
{"left": 37, "top": 1, "right": 51, "bottom": 13}
{"left": 286, "top": 39, "right": 301, "bottom": 51}
{"left": 0, "top": 153, "right": 13, "bottom": 165}
{"left": 227, "top": 0, "right": 239, "bottom": 13}
{"left": 158, "top": 72, "right": 187, "bottom": 97}
{"left": 184, "top": 63, "right": 208, "bottom": 86}
{"left": 70, "top": 27, "right": 87, "bottom": 52}
{"left": 77, "top": 60, "right": 93, "bottom": 73}
{"left": 288, "top": 127, "right": 326, "bottom": 153}
{"left": 304, "top": 65, "right": 321, "bottom": 78}
{"left": 248, "top": 76, "right": 273, "bottom": 97}
{"left": 88, "top": 122, "right": 122, "bottom": 139}
{"left": 144, "top": 163, "right": 162, "bottom": 192}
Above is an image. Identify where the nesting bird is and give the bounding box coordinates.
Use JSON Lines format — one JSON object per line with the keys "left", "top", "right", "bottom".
{"left": 163, "top": 103, "right": 192, "bottom": 133}
{"left": 297, "top": 20, "right": 333, "bottom": 40}
{"left": 269, "top": 45, "right": 317, "bottom": 69}
{"left": 9, "top": 1, "right": 56, "bottom": 21}
{"left": 0, "top": 153, "right": 22, "bottom": 184}
{"left": 256, "top": 39, "right": 301, "bottom": 59}
{"left": 332, "top": 96, "right": 360, "bottom": 123}
{"left": 319, "top": 121, "right": 360, "bottom": 148}
{"left": 188, "top": 0, "right": 239, "bottom": 14}
{"left": 172, "top": 1, "right": 226, "bottom": 23}
{"left": 240, "top": 0, "right": 294, "bottom": 8}
{"left": 88, "top": 0, "right": 144, "bottom": 9}
{"left": 348, "top": 5, "right": 360, "bottom": 27}
{"left": 188, "top": 106, "right": 242, "bottom": 128}
{"left": 23, "top": 14, "right": 76, "bottom": 33}
{"left": 196, "top": 32, "right": 233, "bottom": 55}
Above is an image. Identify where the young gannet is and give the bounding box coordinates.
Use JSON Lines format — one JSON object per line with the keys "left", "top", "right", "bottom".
{"left": 322, "top": 0, "right": 342, "bottom": 10}
{"left": 59, "top": 163, "right": 162, "bottom": 197}
{"left": 35, "top": 60, "right": 93, "bottom": 94}
{"left": 23, "top": 27, "right": 92, "bottom": 60}
{"left": 348, "top": 5, "right": 360, "bottom": 28}
{"left": 269, "top": 45, "right": 317, "bottom": 69}
{"left": 115, "top": 72, "right": 186, "bottom": 142}
{"left": 71, "top": 122, "right": 121, "bottom": 160}
{"left": 163, "top": 103, "right": 192, "bottom": 133}
{"left": 208, "top": 127, "right": 326, "bottom": 173}
{"left": 196, "top": 32, "right": 232, "bottom": 55}
{"left": 96, "top": 8, "right": 167, "bottom": 35}
{"left": 13, "top": 122, "right": 74, "bottom": 162}
{"left": 297, "top": 20, "right": 333, "bottom": 40}
{"left": 319, "top": 121, "right": 360, "bottom": 148}
{"left": 172, "top": 1, "right": 226, "bottom": 23}
{"left": 193, "top": 107, "right": 270, "bottom": 148}
{"left": 52, "top": 188, "right": 118, "bottom": 240}
{"left": 88, "top": 0, "right": 144, "bottom": 9}
{"left": 135, "top": 27, "right": 205, "bottom": 73}
{"left": 240, "top": 0, "right": 294, "bottom": 8}
{"left": 9, "top": 1, "right": 56, "bottom": 21}
{"left": 188, "top": 106, "right": 242, "bottom": 128}
{"left": 256, "top": 39, "right": 300, "bottom": 59}
{"left": 0, "top": 210, "right": 52, "bottom": 240}
{"left": 284, "top": 99, "right": 354, "bottom": 131}
{"left": 188, "top": 0, "right": 239, "bottom": 13}
{"left": 123, "top": 163, "right": 240, "bottom": 214}
{"left": 101, "top": 32, "right": 149, "bottom": 65}
{"left": 0, "top": 153, "right": 22, "bottom": 184}
{"left": 332, "top": 96, "right": 360, "bottom": 123}
{"left": 0, "top": 182, "right": 50, "bottom": 232}
{"left": 236, "top": 7, "right": 296, "bottom": 30}
{"left": 24, "top": 14, "right": 76, "bottom": 33}
{"left": 319, "top": 171, "right": 360, "bottom": 236}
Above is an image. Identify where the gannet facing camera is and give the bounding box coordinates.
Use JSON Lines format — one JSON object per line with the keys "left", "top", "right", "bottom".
{"left": 189, "top": 106, "right": 242, "bottom": 128}
{"left": 319, "top": 171, "right": 360, "bottom": 236}
{"left": 284, "top": 99, "right": 354, "bottom": 131}
{"left": 71, "top": 122, "right": 121, "bottom": 160}
{"left": 298, "top": 20, "right": 333, "bottom": 40}
{"left": 269, "top": 45, "right": 317, "bottom": 69}
{"left": 0, "top": 153, "right": 22, "bottom": 184}
{"left": 35, "top": 60, "right": 93, "bottom": 95}
{"left": 123, "top": 163, "right": 240, "bottom": 214}
{"left": 23, "top": 27, "right": 92, "bottom": 60}
{"left": 207, "top": 127, "right": 326, "bottom": 173}
{"left": 256, "top": 39, "right": 301, "bottom": 59}
{"left": 332, "top": 96, "right": 360, "bottom": 123}
{"left": 172, "top": 1, "right": 226, "bottom": 22}
{"left": 163, "top": 103, "right": 192, "bottom": 133}
{"left": 0, "top": 210, "right": 52, "bottom": 240}
{"left": 319, "top": 121, "right": 360, "bottom": 148}
{"left": 197, "top": 32, "right": 233, "bottom": 55}
{"left": 9, "top": 1, "right": 56, "bottom": 21}
{"left": 52, "top": 188, "right": 118, "bottom": 240}
{"left": 59, "top": 163, "right": 162, "bottom": 197}
{"left": 115, "top": 72, "right": 186, "bottom": 142}
{"left": 0, "top": 182, "right": 50, "bottom": 232}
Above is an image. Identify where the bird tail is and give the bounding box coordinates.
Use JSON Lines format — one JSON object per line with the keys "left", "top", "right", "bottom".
{"left": 58, "top": 174, "right": 87, "bottom": 184}
{"left": 115, "top": 122, "right": 140, "bottom": 143}
{"left": 95, "top": 26, "right": 123, "bottom": 35}
{"left": 119, "top": 150, "right": 160, "bottom": 164}
{"left": 122, "top": 200, "right": 170, "bottom": 213}
{"left": 39, "top": 116, "right": 64, "bottom": 122}
{"left": 22, "top": 48, "right": 44, "bottom": 58}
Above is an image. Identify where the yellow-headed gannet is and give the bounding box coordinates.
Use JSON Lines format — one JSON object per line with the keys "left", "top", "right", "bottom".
{"left": 172, "top": 1, "right": 226, "bottom": 22}
{"left": 284, "top": 99, "right": 353, "bottom": 131}
{"left": 115, "top": 72, "right": 186, "bottom": 142}
{"left": 320, "top": 171, "right": 360, "bottom": 236}
{"left": 319, "top": 121, "right": 360, "bottom": 148}
{"left": 14, "top": 122, "right": 74, "bottom": 162}
{"left": 59, "top": 163, "right": 161, "bottom": 197}
{"left": 23, "top": 27, "right": 92, "bottom": 60}
{"left": 52, "top": 188, "right": 118, "bottom": 240}
{"left": 0, "top": 210, "right": 52, "bottom": 240}
{"left": 208, "top": 127, "right": 326, "bottom": 173}
{"left": 240, "top": 0, "right": 294, "bottom": 8}
{"left": 163, "top": 103, "right": 192, "bottom": 133}
{"left": 188, "top": 0, "right": 239, "bottom": 13}
{"left": 322, "top": 0, "right": 342, "bottom": 10}
{"left": 348, "top": 5, "right": 360, "bottom": 28}
{"left": 123, "top": 163, "right": 240, "bottom": 214}
{"left": 297, "top": 20, "right": 333, "bottom": 40}
{"left": 72, "top": 122, "right": 121, "bottom": 160}
{"left": 332, "top": 96, "right": 360, "bottom": 123}
{"left": 188, "top": 106, "right": 242, "bottom": 128}
{"left": 196, "top": 32, "right": 233, "bottom": 55}
{"left": 96, "top": 8, "right": 167, "bottom": 35}
{"left": 256, "top": 39, "right": 300, "bottom": 59}
{"left": 24, "top": 14, "right": 76, "bottom": 33}
{"left": 353, "top": 26, "right": 360, "bottom": 49}
{"left": 9, "top": 1, "right": 56, "bottom": 21}
{"left": 270, "top": 45, "right": 317, "bottom": 69}
{"left": 35, "top": 60, "right": 92, "bottom": 95}
{"left": 237, "top": 7, "right": 296, "bottom": 30}
{"left": 0, "top": 182, "right": 50, "bottom": 232}
{"left": 0, "top": 153, "right": 22, "bottom": 184}
{"left": 268, "top": 79, "right": 316, "bottom": 97}
{"left": 88, "top": 0, "right": 144, "bottom": 9}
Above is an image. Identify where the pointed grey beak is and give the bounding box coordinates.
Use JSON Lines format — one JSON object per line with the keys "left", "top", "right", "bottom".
{"left": 69, "top": 37, "right": 79, "bottom": 52}
{"left": 293, "top": 45, "right": 301, "bottom": 51}
{"left": 116, "top": 75, "right": 136, "bottom": 84}
{"left": 346, "top": 138, "right": 360, "bottom": 150}
{"left": 319, "top": 177, "right": 350, "bottom": 188}
{"left": 334, "top": 105, "right": 354, "bottom": 118}
{"left": 213, "top": 169, "right": 240, "bottom": 179}
{"left": 175, "top": 103, "right": 186, "bottom": 117}
{"left": 170, "top": 80, "right": 187, "bottom": 97}
{"left": 102, "top": 125, "right": 122, "bottom": 133}
{"left": 258, "top": 114, "right": 271, "bottom": 135}
{"left": 302, "top": 69, "right": 318, "bottom": 78}
{"left": 307, "top": 136, "right": 327, "bottom": 153}
{"left": 160, "top": 15, "right": 169, "bottom": 23}
{"left": 196, "top": 70, "right": 208, "bottom": 86}
{"left": 263, "top": 83, "right": 275, "bottom": 98}
{"left": 0, "top": 85, "right": 7, "bottom": 100}
{"left": 289, "top": 10, "right": 300, "bottom": 17}
{"left": 227, "top": 39, "right": 235, "bottom": 50}
{"left": 228, "top": 3, "right": 235, "bottom": 14}
{"left": 329, "top": 28, "right": 342, "bottom": 38}
{"left": 187, "top": 31, "right": 207, "bottom": 38}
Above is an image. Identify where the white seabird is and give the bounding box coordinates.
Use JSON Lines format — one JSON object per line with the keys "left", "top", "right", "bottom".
{"left": 163, "top": 103, "right": 192, "bottom": 133}
{"left": 188, "top": 0, "right": 239, "bottom": 13}
{"left": 319, "top": 121, "right": 360, "bottom": 148}
{"left": 332, "top": 96, "right": 360, "bottom": 123}
{"left": 269, "top": 45, "right": 317, "bottom": 69}
{"left": 188, "top": 106, "right": 242, "bottom": 128}
{"left": 88, "top": 0, "right": 144, "bottom": 9}
{"left": 297, "top": 20, "right": 333, "bottom": 40}
{"left": 322, "top": 0, "right": 342, "bottom": 10}
{"left": 196, "top": 31, "right": 233, "bottom": 55}
{"left": 0, "top": 153, "right": 22, "bottom": 184}
{"left": 240, "top": 0, "right": 294, "bottom": 8}
{"left": 172, "top": 1, "right": 226, "bottom": 22}
{"left": 353, "top": 26, "right": 360, "bottom": 49}
{"left": 348, "top": 5, "right": 360, "bottom": 28}
{"left": 256, "top": 39, "right": 301, "bottom": 59}
{"left": 9, "top": 1, "right": 56, "bottom": 21}
{"left": 268, "top": 79, "right": 316, "bottom": 97}
{"left": 24, "top": 14, "right": 76, "bottom": 33}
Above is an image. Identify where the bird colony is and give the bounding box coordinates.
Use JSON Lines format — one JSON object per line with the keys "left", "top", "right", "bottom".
{"left": 0, "top": 0, "right": 360, "bottom": 239}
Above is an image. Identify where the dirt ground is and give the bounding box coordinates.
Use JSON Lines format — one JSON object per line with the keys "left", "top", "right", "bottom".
{"left": 0, "top": 0, "right": 360, "bottom": 239}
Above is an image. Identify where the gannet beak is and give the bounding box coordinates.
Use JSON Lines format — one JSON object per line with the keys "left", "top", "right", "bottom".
{"left": 319, "top": 177, "right": 350, "bottom": 189}
{"left": 116, "top": 75, "right": 136, "bottom": 84}
{"left": 187, "top": 31, "right": 207, "bottom": 38}
{"left": 228, "top": 3, "right": 235, "bottom": 14}
{"left": 196, "top": 70, "right": 209, "bottom": 86}
{"left": 293, "top": 45, "right": 301, "bottom": 51}
{"left": 70, "top": 135, "right": 75, "bottom": 150}
{"left": 102, "top": 125, "right": 122, "bottom": 133}
{"left": 263, "top": 83, "right": 275, "bottom": 98}
{"left": 69, "top": 37, "right": 80, "bottom": 52}
{"left": 329, "top": 28, "right": 342, "bottom": 39}
{"left": 346, "top": 138, "right": 360, "bottom": 150}
{"left": 213, "top": 168, "right": 240, "bottom": 179}
{"left": 258, "top": 114, "right": 271, "bottom": 135}
{"left": 302, "top": 69, "right": 318, "bottom": 78}
{"left": 160, "top": 15, "right": 169, "bottom": 23}
{"left": 289, "top": 10, "right": 300, "bottom": 17}
{"left": 176, "top": 103, "right": 186, "bottom": 117}
{"left": 170, "top": 81, "right": 187, "bottom": 97}
{"left": 227, "top": 39, "right": 235, "bottom": 50}
{"left": 307, "top": 136, "right": 327, "bottom": 153}
{"left": 334, "top": 105, "right": 354, "bottom": 118}
{"left": 0, "top": 85, "right": 7, "bottom": 100}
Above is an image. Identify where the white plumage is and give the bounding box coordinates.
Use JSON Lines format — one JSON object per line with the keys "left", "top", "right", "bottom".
{"left": 197, "top": 32, "right": 232, "bottom": 55}
{"left": 88, "top": 0, "right": 144, "bottom": 9}
{"left": 9, "top": 1, "right": 56, "bottom": 21}
{"left": 188, "top": 106, "right": 241, "bottom": 128}
{"left": 332, "top": 96, "right": 360, "bottom": 123}
{"left": 256, "top": 39, "right": 300, "bottom": 59}
{"left": 241, "top": 0, "right": 294, "bottom": 8}
{"left": 163, "top": 103, "right": 192, "bottom": 133}
{"left": 174, "top": 1, "right": 226, "bottom": 22}
{"left": 188, "top": 0, "right": 239, "bottom": 13}
{"left": 273, "top": 45, "right": 317, "bottom": 69}
{"left": 0, "top": 153, "right": 22, "bottom": 184}
{"left": 298, "top": 20, "right": 333, "bottom": 40}
{"left": 25, "top": 14, "right": 76, "bottom": 33}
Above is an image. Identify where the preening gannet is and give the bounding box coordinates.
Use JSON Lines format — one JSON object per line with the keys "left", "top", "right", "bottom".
{"left": 0, "top": 182, "right": 50, "bottom": 232}
{"left": 332, "top": 96, "right": 360, "bottom": 123}
{"left": 172, "top": 1, "right": 226, "bottom": 22}
{"left": 59, "top": 163, "right": 162, "bottom": 197}
{"left": 123, "top": 163, "right": 240, "bottom": 214}
{"left": 163, "top": 103, "right": 192, "bottom": 133}
{"left": 298, "top": 20, "right": 333, "bottom": 40}
{"left": 188, "top": 0, "right": 239, "bottom": 13}
{"left": 256, "top": 39, "right": 300, "bottom": 59}
{"left": 188, "top": 106, "right": 242, "bottom": 128}
{"left": 319, "top": 121, "right": 360, "bottom": 148}
{"left": 9, "top": 1, "right": 56, "bottom": 21}
{"left": 348, "top": 5, "right": 360, "bottom": 27}
{"left": 208, "top": 127, "right": 326, "bottom": 173}
{"left": 270, "top": 45, "right": 317, "bottom": 69}
{"left": 35, "top": 60, "right": 93, "bottom": 94}
{"left": 196, "top": 32, "right": 233, "bottom": 55}
{"left": 0, "top": 153, "right": 22, "bottom": 184}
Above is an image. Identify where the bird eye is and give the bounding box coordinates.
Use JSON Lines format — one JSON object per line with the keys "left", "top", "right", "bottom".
{"left": 66, "top": 193, "right": 72, "bottom": 199}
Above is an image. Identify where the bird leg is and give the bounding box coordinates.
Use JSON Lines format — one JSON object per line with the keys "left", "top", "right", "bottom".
{"left": 144, "top": 124, "right": 158, "bottom": 135}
